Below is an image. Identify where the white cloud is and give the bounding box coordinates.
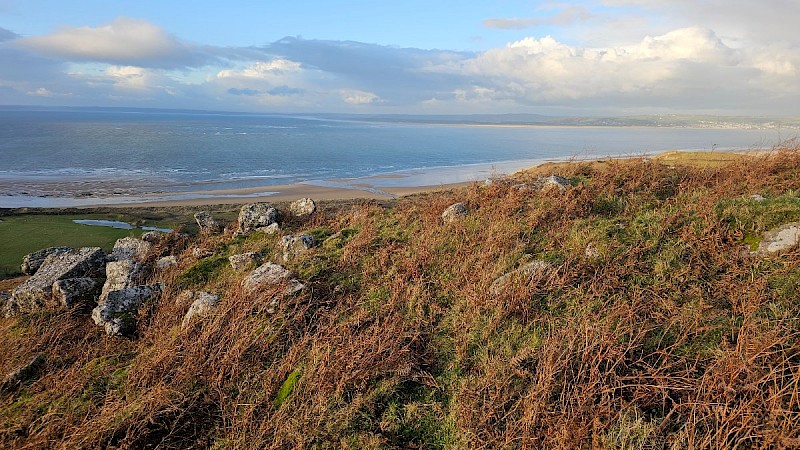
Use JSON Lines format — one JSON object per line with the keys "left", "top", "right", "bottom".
{"left": 339, "top": 89, "right": 379, "bottom": 105}
{"left": 16, "top": 17, "right": 216, "bottom": 68}
{"left": 484, "top": 6, "right": 593, "bottom": 30}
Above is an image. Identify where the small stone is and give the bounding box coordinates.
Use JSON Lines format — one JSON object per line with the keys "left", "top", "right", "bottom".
{"left": 490, "top": 260, "right": 553, "bottom": 295}
{"left": 229, "top": 252, "right": 259, "bottom": 272}
{"left": 21, "top": 247, "right": 71, "bottom": 275}
{"left": 194, "top": 211, "right": 221, "bottom": 234}
{"left": 242, "top": 262, "right": 305, "bottom": 295}
{"left": 238, "top": 203, "right": 279, "bottom": 233}
{"left": 750, "top": 194, "right": 767, "bottom": 202}
{"left": 52, "top": 277, "right": 102, "bottom": 308}
{"left": 752, "top": 222, "right": 800, "bottom": 255}
{"left": 141, "top": 231, "right": 165, "bottom": 243}
{"left": 584, "top": 244, "right": 601, "bottom": 259}
{"left": 181, "top": 291, "right": 221, "bottom": 328}
{"left": 441, "top": 203, "right": 469, "bottom": 223}
{"left": 192, "top": 248, "right": 215, "bottom": 259}
{"left": 256, "top": 223, "right": 281, "bottom": 234}
{"left": 1, "top": 354, "right": 46, "bottom": 392}
{"left": 156, "top": 255, "right": 178, "bottom": 270}
{"left": 537, "top": 175, "right": 570, "bottom": 191}
{"left": 290, "top": 198, "right": 317, "bottom": 217}
{"left": 281, "top": 234, "right": 315, "bottom": 262}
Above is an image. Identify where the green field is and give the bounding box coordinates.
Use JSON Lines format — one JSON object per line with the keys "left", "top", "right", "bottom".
{"left": 0, "top": 215, "right": 149, "bottom": 278}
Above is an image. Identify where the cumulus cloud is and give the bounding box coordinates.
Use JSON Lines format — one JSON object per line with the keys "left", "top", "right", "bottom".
{"left": 16, "top": 17, "right": 217, "bottom": 68}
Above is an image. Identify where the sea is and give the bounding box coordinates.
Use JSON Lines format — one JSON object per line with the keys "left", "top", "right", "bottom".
{"left": 0, "top": 109, "right": 791, "bottom": 207}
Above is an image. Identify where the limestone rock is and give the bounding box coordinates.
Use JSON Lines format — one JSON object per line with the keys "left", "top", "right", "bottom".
{"left": 194, "top": 211, "right": 221, "bottom": 234}
{"left": 100, "top": 259, "right": 145, "bottom": 303}
{"left": 1, "top": 354, "right": 46, "bottom": 392}
{"left": 192, "top": 247, "right": 215, "bottom": 259}
{"left": 242, "top": 262, "right": 305, "bottom": 295}
{"left": 753, "top": 222, "right": 800, "bottom": 255}
{"left": 441, "top": 203, "right": 469, "bottom": 223}
{"left": 490, "top": 260, "right": 553, "bottom": 295}
{"left": 750, "top": 194, "right": 767, "bottom": 202}
{"left": 536, "top": 175, "right": 570, "bottom": 191}
{"left": 281, "top": 234, "right": 315, "bottom": 262}
{"left": 0, "top": 291, "right": 11, "bottom": 318}
{"left": 21, "top": 247, "right": 71, "bottom": 275}
{"left": 92, "top": 284, "right": 161, "bottom": 336}
{"left": 10, "top": 247, "right": 106, "bottom": 315}
{"left": 290, "top": 197, "right": 317, "bottom": 217}
{"left": 229, "top": 252, "right": 259, "bottom": 272}
{"left": 52, "top": 277, "right": 102, "bottom": 308}
{"left": 238, "top": 203, "right": 279, "bottom": 232}
{"left": 141, "top": 231, "right": 165, "bottom": 243}
{"left": 181, "top": 291, "right": 221, "bottom": 328}
{"left": 256, "top": 223, "right": 281, "bottom": 234}
{"left": 156, "top": 255, "right": 178, "bottom": 270}
{"left": 110, "top": 237, "right": 151, "bottom": 261}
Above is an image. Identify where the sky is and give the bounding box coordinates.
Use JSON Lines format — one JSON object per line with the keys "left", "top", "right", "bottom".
{"left": 1, "top": 0, "right": 799, "bottom": 116}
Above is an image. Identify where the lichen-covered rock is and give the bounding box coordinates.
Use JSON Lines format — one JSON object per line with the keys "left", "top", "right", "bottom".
{"left": 1, "top": 354, "right": 46, "bottom": 392}
{"left": 100, "top": 259, "right": 145, "bottom": 303}
{"left": 490, "top": 260, "right": 553, "bottom": 295}
{"left": 141, "top": 231, "right": 165, "bottom": 243}
{"left": 536, "top": 175, "right": 570, "bottom": 191}
{"left": 441, "top": 203, "right": 468, "bottom": 223}
{"left": 243, "top": 262, "right": 305, "bottom": 295}
{"left": 181, "top": 291, "right": 221, "bottom": 328}
{"left": 10, "top": 247, "right": 106, "bottom": 315}
{"left": 753, "top": 222, "right": 800, "bottom": 255}
{"left": 229, "top": 252, "right": 259, "bottom": 272}
{"left": 110, "top": 237, "right": 151, "bottom": 261}
{"left": 290, "top": 198, "right": 317, "bottom": 217}
{"left": 92, "top": 284, "right": 161, "bottom": 336}
{"left": 192, "top": 247, "right": 215, "bottom": 259}
{"left": 0, "top": 291, "right": 11, "bottom": 318}
{"left": 256, "top": 223, "right": 281, "bottom": 234}
{"left": 750, "top": 194, "right": 767, "bottom": 202}
{"left": 238, "top": 203, "right": 279, "bottom": 232}
{"left": 281, "top": 234, "right": 315, "bottom": 262}
{"left": 21, "top": 247, "right": 71, "bottom": 275}
{"left": 194, "top": 211, "right": 221, "bottom": 234}
{"left": 52, "top": 277, "right": 102, "bottom": 308}
{"left": 156, "top": 255, "right": 178, "bottom": 270}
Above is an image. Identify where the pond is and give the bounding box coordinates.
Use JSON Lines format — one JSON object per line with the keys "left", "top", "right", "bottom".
{"left": 73, "top": 219, "right": 173, "bottom": 233}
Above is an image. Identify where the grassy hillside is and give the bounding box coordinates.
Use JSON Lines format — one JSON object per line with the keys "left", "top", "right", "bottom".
{"left": 3, "top": 149, "right": 800, "bottom": 448}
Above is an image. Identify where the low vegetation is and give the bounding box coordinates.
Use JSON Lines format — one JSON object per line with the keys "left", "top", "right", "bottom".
{"left": 2, "top": 148, "right": 800, "bottom": 448}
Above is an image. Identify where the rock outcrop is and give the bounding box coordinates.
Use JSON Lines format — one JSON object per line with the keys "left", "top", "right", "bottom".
{"left": 156, "top": 256, "right": 178, "bottom": 270}
{"left": 92, "top": 284, "right": 161, "bottom": 336}
{"left": 9, "top": 247, "right": 106, "bottom": 315}
{"left": 181, "top": 291, "right": 221, "bottom": 328}
{"left": 21, "top": 247, "right": 71, "bottom": 275}
{"left": 110, "top": 237, "right": 151, "bottom": 262}
{"left": 290, "top": 198, "right": 316, "bottom": 217}
{"left": 752, "top": 222, "right": 800, "bottom": 255}
{"left": 441, "top": 203, "right": 469, "bottom": 223}
{"left": 238, "top": 203, "right": 279, "bottom": 233}
{"left": 280, "top": 234, "right": 315, "bottom": 262}
{"left": 52, "top": 277, "right": 102, "bottom": 308}
{"left": 194, "top": 211, "right": 221, "bottom": 234}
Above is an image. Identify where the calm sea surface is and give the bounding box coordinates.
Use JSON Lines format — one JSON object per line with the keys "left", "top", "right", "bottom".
{"left": 0, "top": 109, "right": 791, "bottom": 206}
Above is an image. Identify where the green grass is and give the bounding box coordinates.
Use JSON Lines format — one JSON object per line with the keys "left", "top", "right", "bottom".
{"left": 0, "top": 215, "right": 146, "bottom": 278}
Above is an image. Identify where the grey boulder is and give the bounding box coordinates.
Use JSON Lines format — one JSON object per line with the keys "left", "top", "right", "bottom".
{"left": 181, "top": 291, "right": 221, "bottom": 328}
{"left": 10, "top": 247, "right": 106, "bottom": 315}
{"left": 194, "top": 211, "right": 221, "bottom": 234}
{"left": 281, "top": 234, "right": 315, "bottom": 262}
{"left": 110, "top": 237, "right": 151, "bottom": 261}
{"left": 52, "top": 277, "right": 102, "bottom": 308}
{"left": 21, "top": 247, "right": 71, "bottom": 275}
{"left": 242, "top": 262, "right": 305, "bottom": 295}
{"left": 229, "top": 252, "right": 259, "bottom": 272}
{"left": 441, "top": 203, "right": 469, "bottom": 223}
{"left": 490, "top": 260, "right": 553, "bottom": 295}
{"left": 752, "top": 222, "right": 800, "bottom": 255}
{"left": 238, "top": 203, "right": 279, "bottom": 232}
{"left": 290, "top": 197, "right": 317, "bottom": 217}
{"left": 92, "top": 284, "right": 161, "bottom": 336}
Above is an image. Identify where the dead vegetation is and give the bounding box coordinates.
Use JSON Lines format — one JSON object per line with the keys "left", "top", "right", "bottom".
{"left": 3, "top": 148, "right": 800, "bottom": 449}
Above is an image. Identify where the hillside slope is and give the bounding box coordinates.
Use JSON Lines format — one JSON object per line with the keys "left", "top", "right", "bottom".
{"left": 3, "top": 149, "right": 800, "bottom": 449}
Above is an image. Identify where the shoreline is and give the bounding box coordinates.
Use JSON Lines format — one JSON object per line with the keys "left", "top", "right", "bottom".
{"left": 0, "top": 149, "right": 770, "bottom": 209}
